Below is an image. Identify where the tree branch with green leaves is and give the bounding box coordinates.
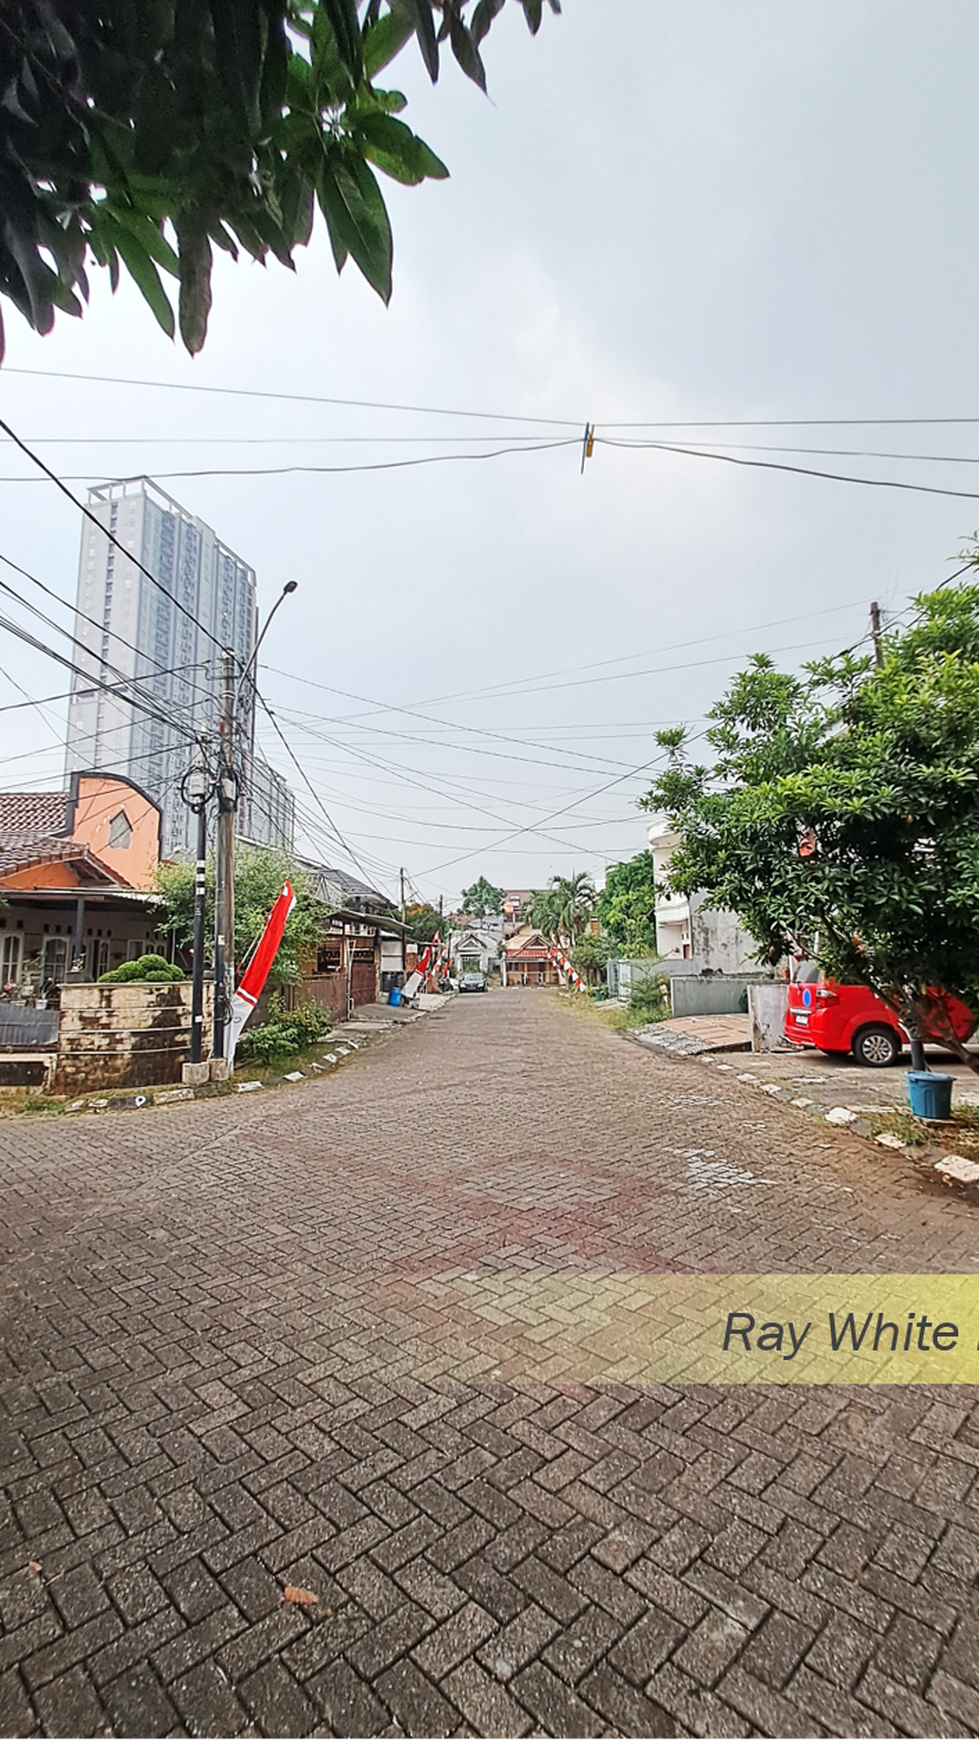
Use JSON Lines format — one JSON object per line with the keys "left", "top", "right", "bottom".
{"left": 0, "top": 0, "right": 558, "bottom": 357}
{"left": 641, "top": 580, "right": 979, "bottom": 1070}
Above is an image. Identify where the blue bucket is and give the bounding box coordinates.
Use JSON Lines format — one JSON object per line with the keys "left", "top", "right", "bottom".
{"left": 907, "top": 1071, "right": 953, "bottom": 1120}
{"left": 388, "top": 986, "right": 402, "bottom": 1007}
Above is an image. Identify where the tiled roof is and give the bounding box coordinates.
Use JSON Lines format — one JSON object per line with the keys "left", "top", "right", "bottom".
{"left": 0, "top": 791, "right": 68, "bottom": 835}
{"left": 0, "top": 835, "right": 124, "bottom": 885}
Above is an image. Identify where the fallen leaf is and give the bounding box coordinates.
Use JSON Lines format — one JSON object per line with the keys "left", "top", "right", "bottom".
{"left": 27, "top": 1562, "right": 41, "bottom": 1574}
{"left": 282, "top": 1585, "right": 318, "bottom": 1606}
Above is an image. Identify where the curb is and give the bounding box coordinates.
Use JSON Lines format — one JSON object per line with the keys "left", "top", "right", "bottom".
{"left": 54, "top": 1026, "right": 393, "bottom": 1118}
{"left": 632, "top": 1036, "right": 979, "bottom": 1200}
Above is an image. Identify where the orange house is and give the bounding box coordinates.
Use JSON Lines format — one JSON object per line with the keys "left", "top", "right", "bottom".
{"left": 0, "top": 773, "right": 164, "bottom": 989}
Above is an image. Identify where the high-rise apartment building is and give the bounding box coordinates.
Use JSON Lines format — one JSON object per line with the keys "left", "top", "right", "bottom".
{"left": 66, "top": 478, "right": 295, "bottom": 858}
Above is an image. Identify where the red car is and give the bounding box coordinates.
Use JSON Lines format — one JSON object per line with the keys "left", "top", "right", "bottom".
{"left": 784, "top": 971, "right": 975, "bottom": 1067}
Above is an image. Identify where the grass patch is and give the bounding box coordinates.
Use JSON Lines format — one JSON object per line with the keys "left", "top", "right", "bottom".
{"left": 866, "top": 1103, "right": 979, "bottom": 1154}
{"left": 23, "top": 1096, "right": 63, "bottom": 1116}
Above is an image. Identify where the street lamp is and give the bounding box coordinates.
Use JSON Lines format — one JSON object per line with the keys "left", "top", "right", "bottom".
{"left": 237, "top": 580, "right": 298, "bottom": 705}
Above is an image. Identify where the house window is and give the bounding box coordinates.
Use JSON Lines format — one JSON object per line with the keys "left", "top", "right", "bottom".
{"left": 108, "top": 810, "right": 132, "bottom": 849}
{"left": 316, "top": 946, "right": 342, "bottom": 974}
{"left": 1, "top": 934, "right": 21, "bottom": 986}
{"left": 90, "top": 939, "right": 110, "bottom": 978}
{"left": 42, "top": 937, "right": 68, "bottom": 984}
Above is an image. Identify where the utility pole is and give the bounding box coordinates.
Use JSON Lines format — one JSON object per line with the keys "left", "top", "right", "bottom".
{"left": 870, "top": 600, "right": 883, "bottom": 667}
{"left": 181, "top": 757, "right": 210, "bottom": 1068}
{"left": 400, "top": 867, "right": 406, "bottom": 924}
{"left": 212, "top": 649, "right": 237, "bottom": 1064}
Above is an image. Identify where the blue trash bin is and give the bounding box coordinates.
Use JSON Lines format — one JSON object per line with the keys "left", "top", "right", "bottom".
{"left": 907, "top": 1071, "right": 953, "bottom": 1120}
{"left": 388, "top": 986, "right": 402, "bottom": 1007}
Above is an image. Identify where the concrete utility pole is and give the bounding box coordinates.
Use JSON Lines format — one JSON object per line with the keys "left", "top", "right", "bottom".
{"left": 183, "top": 759, "right": 210, "bottom": 1067}
{"left": 400, "top": 867, "right": 406, "bottom": 924}
{"left": 212, "top": 649, "right": 237, "bottom": 1064}
{"left": 870, "top": 600, "right": 883, "bottom": 667}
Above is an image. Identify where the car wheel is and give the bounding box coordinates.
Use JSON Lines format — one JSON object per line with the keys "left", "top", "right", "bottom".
{"left": 852, "top": 1025, "right": 901, "bottom": 1067}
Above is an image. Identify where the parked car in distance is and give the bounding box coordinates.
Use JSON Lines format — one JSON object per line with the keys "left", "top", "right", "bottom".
{"left": 785, "top": 968, "right": 975, "bottom": 1067}
{"left": 459, "top": 971, "right": 486, "bottom": 993}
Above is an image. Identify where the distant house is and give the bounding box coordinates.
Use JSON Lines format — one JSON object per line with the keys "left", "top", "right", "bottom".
{"left": 452, "top": 926, "right": 499, "bottom": 976}
{"left": 647, "top": 821, "right": 756, "bottom": 972}
{"left": 0, "top": 773, "right": 164, "bottom": 990}
{"left": 502, "top": 926, "right": 561, "bottom": 987}
{"left": 501, "top": 890, "right": 537, "bottom": 939}
{"left": 297, "top": 860, "right": 405, "bottom": 1019}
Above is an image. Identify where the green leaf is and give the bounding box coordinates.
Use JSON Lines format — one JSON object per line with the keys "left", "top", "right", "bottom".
{"left": 355, "top": 111, "right": 449, "bottom": 184}
{"left": 389, "top": 0, "right": 441, "bottom": 80}
{"left": 471, "top": 0, "right": 505, "bottom": 46}
{"left": 176, "top": 223, "right": 213, "bottom": 354}
{"left": 363, "top": 11, "right": 414, "bottom": 75}
{"left": 103, "top": 206, "right": 180, "bottom": 276}
{"left": 444, "top": 9, "right": 486, "bottom": 88}
{"left": 317, "top": 149, "right": 392, "bottom": 300}
{"left": 97, "top": 216, "right": 175, "bottom": 336}
{"left": 320, "top": 0, "right": 363, "bottom": 81}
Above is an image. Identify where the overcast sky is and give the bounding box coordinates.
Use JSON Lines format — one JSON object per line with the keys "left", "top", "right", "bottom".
{"left": 3, "top": 1, "right": 979, "bottom": 908}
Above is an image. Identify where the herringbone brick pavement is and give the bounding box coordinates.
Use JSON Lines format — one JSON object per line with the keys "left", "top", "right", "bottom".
{"left": 2, "top": 991, "right": 979, "bottom": 1736}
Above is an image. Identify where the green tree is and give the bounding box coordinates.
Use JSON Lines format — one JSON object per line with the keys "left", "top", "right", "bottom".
{"left": 460, "top": 875, "right": 504, "bottom": 917}
{"left": 530, "top": 886, "right": 562, "bottom": 937}
{"left": 642, "top": 582, "right": 979, "bottom": 1073}
{"left": 404, "top": 901, "right": 441, "bottom": 945}
{"left": 156, "top": 843, "right": 323, "bottom": 986}
{"left": 0, "top": 0, "right": 557, "bottom": 357}
{"left": 570, "top": 932, "right": 612, "bottom": 986}
{"left": 551, "top": 871, "right": 596, "bottom": 942}
{"left": 597, "top": 852, "right": 659, "bottom": 956}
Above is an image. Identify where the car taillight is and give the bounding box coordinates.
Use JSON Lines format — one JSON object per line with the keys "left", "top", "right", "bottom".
{"left": 816, "top": 987, "right": 838, "bottom": 1004}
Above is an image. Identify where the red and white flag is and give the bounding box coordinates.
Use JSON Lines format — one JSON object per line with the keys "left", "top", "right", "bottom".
{"left": 227, "top": 881, "right": 296, "bottom": 1064}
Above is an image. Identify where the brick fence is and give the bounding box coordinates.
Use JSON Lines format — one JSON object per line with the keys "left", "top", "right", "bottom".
{"left": 54, "top": 983, "right": 214, "bottom": 1095}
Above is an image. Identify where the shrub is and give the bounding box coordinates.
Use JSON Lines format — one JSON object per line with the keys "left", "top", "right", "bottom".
{"left": 237, "top": 998, "right": 331, "bottom": 1065}
{"left": 628, "top": 974, "right": 671, "bottom": 1025}
{"left": 99, "top": 953, "right": 184, "bottom": 984}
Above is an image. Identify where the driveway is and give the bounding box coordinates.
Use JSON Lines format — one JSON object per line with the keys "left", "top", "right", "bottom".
{"left": 2, "top": 991, "right": 979, "bottom": 1737}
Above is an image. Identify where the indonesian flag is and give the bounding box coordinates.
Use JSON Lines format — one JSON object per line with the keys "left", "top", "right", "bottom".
{"left": 227, "top": 881, "right": 296, "bottom": 1065}
{"left": 417, "top": 941, "right": 434, "bottom": 976}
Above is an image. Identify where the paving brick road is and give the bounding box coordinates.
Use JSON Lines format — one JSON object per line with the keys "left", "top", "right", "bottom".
{"left": 3, "top": 990, "right": 979, "bottom": 1738}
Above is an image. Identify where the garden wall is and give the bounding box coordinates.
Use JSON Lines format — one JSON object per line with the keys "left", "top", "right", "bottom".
{"left": 54, "top": 983, "right": 213, "bottom": 1094}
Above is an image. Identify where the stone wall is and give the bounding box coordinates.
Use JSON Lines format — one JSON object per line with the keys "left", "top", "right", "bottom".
{"left": 55, "top": 984, "right": 213, "bottom": 1094}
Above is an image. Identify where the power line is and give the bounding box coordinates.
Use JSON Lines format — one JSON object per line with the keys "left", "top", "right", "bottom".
{"left": 0, "top": 550, "right": 216, "bottom": 712}
{"left": 261, "top": 709, "right": 596, "bottom": 858}
{"left": 0, "top": 417, "right": 224, "bottom": 654}
{"left": 249, "top": 685, "right": 393, "bottom": 896}
{"left": 0, "top": 610, "right": 201, "bottom": 748}
{"left": 0, "top": 440, "right": 579, "bottom": 485}
{"left": 2, "top": 367, "right": 584, "bottom": 428}
{"left": 598, "top": 437, "right": 979, "bottom": 503}
{"left": 12, "top": 367, "right": 979, "bottom": 431}
{"left": 0, "top": 570, "right": 212, "bottom": 735}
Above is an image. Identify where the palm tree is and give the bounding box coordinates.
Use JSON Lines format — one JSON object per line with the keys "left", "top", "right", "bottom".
{"left": 550, "top": 871, "right": 596, "bottom": 944}
{"left": 531, "top": 887, "right": 563, "bottom": 939}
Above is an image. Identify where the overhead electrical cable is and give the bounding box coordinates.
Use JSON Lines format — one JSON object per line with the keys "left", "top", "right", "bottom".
{"left": 597, "top": 437, "right": 979, "bottom": 503}
{"left": 0, "top": 417, "right": 225, "bottom": 654}
{"left": 260, "top": 709, "right": 596, "bottom": 857}
{"left": 0, "top": 572, "right": 213, "bottom": 733}
{"left": 248, "top": 684, "right": 393, "bottom": 896}
{"left": 13, "top": 367, "right": 979, "bottom": 431}
{"left": 0, "top": 550, "right": 217, "bottom": 712}
{"left": 2, "top": 367, "right": 584, "bottom": 427}
{"left": 0, "top": 611, "right": 200, "bottom": 747}
{"left": 320, "top": 600, "right": 874, "bottom": 719}
{"left": 0, "top": 440, "right": 579, "bottom": 484}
